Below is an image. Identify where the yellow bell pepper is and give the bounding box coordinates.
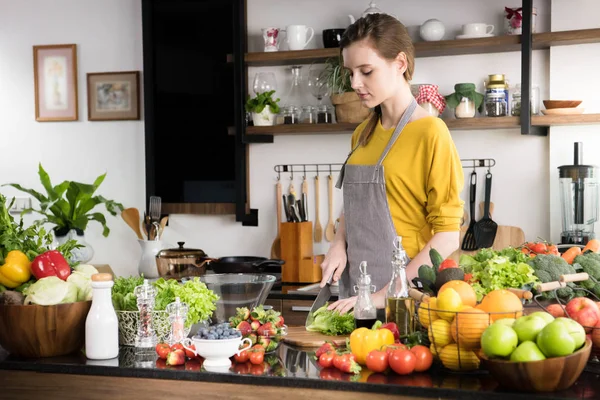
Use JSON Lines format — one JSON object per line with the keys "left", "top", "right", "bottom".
{"left": 350, "top": 326, "right": 395, "bottom": 365}
{"left": 0, "top": 250, "right": 31, "bottom": 288}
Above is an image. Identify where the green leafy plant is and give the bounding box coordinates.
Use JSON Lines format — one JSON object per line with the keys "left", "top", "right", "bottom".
{"left": 245, "top": 90, "right": 280, "bottom": 114}
{"left": 4, "top": 163, "right": 124, "bottom": 237}
{"left": 324, "top": 57, "right": 353, "bottom": 94}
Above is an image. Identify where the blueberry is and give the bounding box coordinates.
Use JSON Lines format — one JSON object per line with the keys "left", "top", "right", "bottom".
{"left": 207, "top": 334, "right": 216, "bottom": 340}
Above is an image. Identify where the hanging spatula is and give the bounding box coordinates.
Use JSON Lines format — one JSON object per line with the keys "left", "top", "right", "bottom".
{"left": 474, "top": 172, "right": 498, "bottom": 248}
{"left": 461, "top": 171, "right": 478, "bottom": 251}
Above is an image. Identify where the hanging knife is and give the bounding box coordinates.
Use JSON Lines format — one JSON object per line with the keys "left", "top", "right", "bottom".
{"left": 282, "top": 195, "right": 291, "bottom": 222}
{"left": 301, "top": 178, "right": 309, "bottom": 222}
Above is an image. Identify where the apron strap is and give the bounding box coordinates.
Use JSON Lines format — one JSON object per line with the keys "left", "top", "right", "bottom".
{"left": 335, "top": 142, "right": 362, "bottom": 189}
{"left": 376, "top": 99, "right": 418, "bottom": 166}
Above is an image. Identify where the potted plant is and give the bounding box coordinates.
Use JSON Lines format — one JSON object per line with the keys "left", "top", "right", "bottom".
{"left": 245, "top": 90, "right": 280, "bottom": 126}
{"left": 4, "top": 164, "right": 124, "bottom": 264}
{"left": 324, "top": 57, "right": 371, "bottom": 123}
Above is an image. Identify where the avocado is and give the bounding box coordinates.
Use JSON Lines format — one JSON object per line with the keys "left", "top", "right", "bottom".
{"left": 418, "top": 264, "right": 436, "bottom": 283}
{"left": 429, "top": 248, "right": 444, "bottom": 273}
{"left": 435, "top": 268, "right": 465, "bottom": 290}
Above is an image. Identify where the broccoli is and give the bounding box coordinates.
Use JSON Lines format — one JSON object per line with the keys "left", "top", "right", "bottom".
{"left": 574, "top": 253, "right": 600, "bottom": 286}
{"left": 527, "top": 254, "right": 577, "bottom": 300}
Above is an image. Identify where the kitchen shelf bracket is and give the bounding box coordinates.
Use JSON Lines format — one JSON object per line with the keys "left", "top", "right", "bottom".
{"left": 460, "top": 158, "right": 496, "bottom": 170}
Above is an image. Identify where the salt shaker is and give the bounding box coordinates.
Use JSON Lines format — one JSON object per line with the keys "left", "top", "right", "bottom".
{"left": 85, "top": 273, "right": 119, "bottom": 360}
{"left": 134, "top": 279, "right": 158, "bottom": 348}
{"left": 166, "top": 296, "right": 188, "bottom": 345}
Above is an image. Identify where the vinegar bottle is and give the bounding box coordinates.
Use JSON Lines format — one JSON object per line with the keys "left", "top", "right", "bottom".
{"left": 85, "top": 273, "right": 119, "bottom": 360}
{"left": 354, "top": 261, "right": 377, "bottom": 329}
{"left": 385, "top": 236, "right": 415, "bottom": 337}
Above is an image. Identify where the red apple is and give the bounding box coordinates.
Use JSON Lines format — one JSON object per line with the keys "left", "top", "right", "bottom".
{"left": 546, "top": 304, "right": 566, "bottom": 318}
{"left": 565, "top": 297, "right": 600, "bottom": 332}
{"left": 592, "top": 321, "right": 600, "bottom": 348}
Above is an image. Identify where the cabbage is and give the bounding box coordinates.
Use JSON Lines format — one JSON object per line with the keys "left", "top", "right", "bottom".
{"left": 23, "top": 276, "right": 79, "bottom": 305}
{"left": 67, "top": 271, "right": 93, "bottom": 301}
{"left": 74, "top": 264, "right": 99, "bottom": 278}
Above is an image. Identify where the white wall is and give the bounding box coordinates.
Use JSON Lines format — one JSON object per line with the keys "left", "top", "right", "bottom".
{"left": 0, "top": 0, "right": 595, "bottom": 277}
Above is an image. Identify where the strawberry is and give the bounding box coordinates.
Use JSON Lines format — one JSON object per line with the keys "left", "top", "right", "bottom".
{"left": 315, "top": 342, "right": 334, "bottom": 359}
{"left": 166, "top": 349, "right": 186, "bottom": 366}
{"left": 247, "top": 333, "right": 258, "bottom": 345}
{"left": 258, "top": 322, "right": 277, "bottom": 337}
{"left": 237, "top": 307, "right": 251, "bottom": 320}
{"left": 338, "top": 353, "right": 361, "bottom": 374}
{"left": 250, "top": 320, "right": 261, "bottom": 332}
{"left": 257, "top": 336, "right": 271, "bottom": 348}
{"left": 275, "top": 315, "right": 285, "bottom": 328}
{"left": 236, "top": 320, "right": 252, "bottom": 336}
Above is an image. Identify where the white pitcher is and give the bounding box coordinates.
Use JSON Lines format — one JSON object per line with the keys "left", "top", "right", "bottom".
{"left": 138, "top": 239, "right": 164, "bottom": 278}
{"left": 285, "top": 25, "right": 314, "bottom": 50}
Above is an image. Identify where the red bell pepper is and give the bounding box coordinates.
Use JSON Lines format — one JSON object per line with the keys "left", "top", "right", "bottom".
{"left": 379, "top": 322, "right": 400, "bottom": 342}
{"left": 31, "top": 250, "right": 71, "bottom": 281}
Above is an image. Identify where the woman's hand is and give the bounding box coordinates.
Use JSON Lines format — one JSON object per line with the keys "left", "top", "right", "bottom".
{"left": 327, "top": 296, "right": 356, "bottom": 314}
{"left": 319, "top": 242, "right": 347, "bottom": 288}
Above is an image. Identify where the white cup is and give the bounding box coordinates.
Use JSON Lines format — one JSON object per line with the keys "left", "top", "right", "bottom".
{"left": 285, "top": 25, "right": 314, "bottom": 50}
{"left": 462, "top": 23, "right": 494, "bottom": 36}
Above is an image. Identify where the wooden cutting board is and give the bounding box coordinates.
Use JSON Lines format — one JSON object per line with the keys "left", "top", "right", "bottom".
{"left": 282, "top": 326, "right": 348, "bottom": 349}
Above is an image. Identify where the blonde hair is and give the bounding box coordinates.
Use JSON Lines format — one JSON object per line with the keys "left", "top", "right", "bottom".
{"left": 340, "top": 14, "right": 415, "bottom": 146}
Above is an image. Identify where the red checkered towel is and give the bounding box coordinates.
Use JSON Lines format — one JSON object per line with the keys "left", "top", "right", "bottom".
{"left": 415, "top": 84, "right": 446, "bottom": 114}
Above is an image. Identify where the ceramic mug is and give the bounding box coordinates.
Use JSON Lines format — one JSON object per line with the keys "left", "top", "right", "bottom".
{"left": 462, "top": 23, "right": 494, "bottom": 36}
{"left": 285, "top": 25, "right": 314, "bottom": 50}
{"left": 262, "top": 27, "right": 283, "bottom": 52}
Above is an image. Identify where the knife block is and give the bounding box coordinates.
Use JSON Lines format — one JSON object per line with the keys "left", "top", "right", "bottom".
{"left": 281, "top": 222, "right": 322, "bottom": 283}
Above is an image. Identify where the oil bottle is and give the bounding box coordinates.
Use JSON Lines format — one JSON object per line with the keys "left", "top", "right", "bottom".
{"left": 354, "top": 261, "right": 378, "bottom": 329}
{"left": 385, "top": 236, "right": 415, "bottom": 336}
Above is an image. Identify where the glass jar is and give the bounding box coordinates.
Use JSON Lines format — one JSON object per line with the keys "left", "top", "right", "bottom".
{"left": 316, "top": 105, "right": 333, "bottom": 124}
{"left": 511, "top": 90, "right": 521, "bottom": 116}
{"left": 511, "top": 84, "right": 540, "bottom": 116}
{"left": 419, "top": 102, "right": 439, "bottom": 117}
{"left": 300, "top": 105, "right": 316, "bottom": 124}
{"left": 486, "top": 92, "right": 508, "bottom": 117}
{"left": 455, "top": 97, "right": 476, "bottom": 118}
{"left": 282, "top": 106, "right": 300, "bottom": 124}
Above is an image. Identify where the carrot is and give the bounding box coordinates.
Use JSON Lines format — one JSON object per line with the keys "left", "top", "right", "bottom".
{"left": 562, "top": 246, "right": 582, "bottom": 264}
{"left": 583, "top": 239, "right": 600, "bottom": 254}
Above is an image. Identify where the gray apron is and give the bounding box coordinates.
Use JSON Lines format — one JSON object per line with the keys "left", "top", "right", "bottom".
{"left": 335, "top": 99, "right": 418, "bottom": 299}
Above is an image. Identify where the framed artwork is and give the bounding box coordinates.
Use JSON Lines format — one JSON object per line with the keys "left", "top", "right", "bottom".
{"left": 86, "top": 71, "right": 140, "bottom": 121}
{"left": 33, "top": 44, "right": 78, "bottom": 122}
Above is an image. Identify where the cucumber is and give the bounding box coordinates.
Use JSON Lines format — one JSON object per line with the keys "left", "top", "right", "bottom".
{"left": 418, "top": 264, "right": 436, "bottom": 283}
{"left": 429, "top": 248, "right": 444, "bottom": 273}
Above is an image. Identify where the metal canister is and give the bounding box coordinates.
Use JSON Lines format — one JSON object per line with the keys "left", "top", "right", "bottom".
{"left": 486, "top": 74, "right": 509, "bottom": 110}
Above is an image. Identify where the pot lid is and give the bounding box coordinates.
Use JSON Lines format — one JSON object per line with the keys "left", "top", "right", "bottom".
{"left": 156, "top": 242, "right": 207, "bottom": 258}
{"left": 362, "top": 1, "right": 382, "bottom": 16}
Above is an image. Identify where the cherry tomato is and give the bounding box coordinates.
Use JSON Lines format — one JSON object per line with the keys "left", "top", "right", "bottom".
{"left": 333, "top": 353, "right": 345, "bottom": 370}
{"left": 409, "top": 345, "right": 433, "bottom": 372}
{"left": 234, "top": 349, "right": 249, "bottom": 363}
{"left": 184, "top": 343, "right": 197, "bottom": 359}
{"left": 528, "top": 242, "right": 547, "bottom": 254}
{"left": 382, "top": 343, "right": 407, "bottom": 357}
{"left": 438, "top": 259, "right": 458, "bottom": 271}
{"left": 389, "top": 349, "right": 416, "bottom": 375}
{"left": 365, "top": 350, "right": 389, "bottom": 373}
{"left": 547, "top": 244, "right": 559, "bottom": 256}
{"left": 318, "top": 351, "right": 335, "bottom": 368}
{"left": 249, "top": 350, "right": 264, "bottom": 365}
{"left": 252, "top": 344, "right": 265, "bottom": 353}
{"left": 170, "top": 343, "right": 184, "bottom": 352}
{"left": 155, "top": 343, "right": 170, "bottom": 360}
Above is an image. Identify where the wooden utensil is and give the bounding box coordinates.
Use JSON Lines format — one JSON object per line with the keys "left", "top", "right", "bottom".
{"left": 282, "top": 326, "right": 348, "bottom": 349}
{"left": 121, "top": 208, "right": 144, "bottom": 240}
{"left": 159, "top": 216, "right": 169, "bottom": 239}
{"left": 325, "top": 175, "right": 336, "bottom": 242}
{"left": 474, "top": 172, "right": 498, "bottom": 248}
{"left": 313, "top": 176, "right": 323, "bottom": 242}
{"left": 271, "top": 180, "right": 282, "bottom": 259}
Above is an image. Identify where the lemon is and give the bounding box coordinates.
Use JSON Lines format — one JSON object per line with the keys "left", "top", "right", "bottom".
{"left": 440, "top": 344, "right": 480, "bottom": 371}
{"left": 428, "top": 318, "right": 454, "bottom": 347}
{"left": 436, "top": 288, "right": 463, "bottom": 321}
{"left": 418, "top": 297, "right": 439, "bottom": 329}
{"left": 430, "top": 343, "right": 442, "bottom": 360}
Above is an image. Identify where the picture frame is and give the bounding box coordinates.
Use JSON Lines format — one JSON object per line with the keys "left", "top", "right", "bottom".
{"left": 33, "top": 44, "right": 78, "bottom": 122}
{"left": 86, "top": 71, "right": 140, "bottom": 121}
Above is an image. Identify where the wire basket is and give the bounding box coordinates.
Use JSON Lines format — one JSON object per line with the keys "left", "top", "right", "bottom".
{"left": 116, "top": 310, "right": 191, "bottom": 346}
{"left": 416, "top": 300, "right": 523, "bottom": 372}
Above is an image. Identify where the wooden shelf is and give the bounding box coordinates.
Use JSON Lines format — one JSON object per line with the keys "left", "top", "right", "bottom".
{"left": 241, "top": 114, "right": 600, "bottom": 135}
{"left": 241, "top": 29, "right": 600, "bottom": 66}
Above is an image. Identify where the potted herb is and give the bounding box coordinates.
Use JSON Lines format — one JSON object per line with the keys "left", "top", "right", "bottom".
{"left": 245, "top": 90, "right": 280, "bottom": 126}
{"left": 4, "top": 164, "right": 124, "bottom": 264}
{"left": 324, "top": 57, "right": 371, "bottom": 123}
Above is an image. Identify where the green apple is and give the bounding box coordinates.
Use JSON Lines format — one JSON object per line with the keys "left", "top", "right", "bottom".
{"left": 528, "top": 311, "right": 555, "bottom": 325}
{"left": 481, "top": 323, "right": 519, "bottom": 358}
{"left": 494, "top": 318, "right": 516, "bottom": 327}
{"left": 536, "top": 320, "right": 576, "bottom": 357}
{"left": 555, "top": 317, "right": 586, "bottom": 349}
{"left": 513, "top": 315, "right": 548, "bottom": 343}
{"left": 510, "top": 341, "right": 546, "bottom": 362}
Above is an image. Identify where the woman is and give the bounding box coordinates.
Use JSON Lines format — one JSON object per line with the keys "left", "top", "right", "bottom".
{"left": 321, "top": 14, "right": 464, "bottom": 314}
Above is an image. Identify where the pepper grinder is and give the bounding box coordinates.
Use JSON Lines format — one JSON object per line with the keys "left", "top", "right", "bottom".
{"left": 166, "top": 296, "right": 188, "bottom": 345}
{"left": 134, "top": 279, "right": 158, "bottom": 348}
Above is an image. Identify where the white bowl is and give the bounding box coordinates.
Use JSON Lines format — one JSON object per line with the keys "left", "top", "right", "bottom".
{"left": 182, "top": 336, "right": 252, "bottom": 368}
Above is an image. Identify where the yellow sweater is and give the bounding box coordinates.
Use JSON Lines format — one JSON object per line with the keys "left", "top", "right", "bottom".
{"left": 348, "top": 116, "right": 464, "bottom": 259}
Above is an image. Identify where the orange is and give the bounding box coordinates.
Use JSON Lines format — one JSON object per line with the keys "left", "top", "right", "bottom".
{"left": 439, "top": 280, "right": 477, "bottom": 307}
{"left": 478, "top": 289, "right": 523, "bottom": 321}
{"left": 450, "top": 307, "right": 491, "bottom": 349}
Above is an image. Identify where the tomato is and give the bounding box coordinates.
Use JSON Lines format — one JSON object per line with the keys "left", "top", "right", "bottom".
{"left": 318, "top": 351, "right": 335, "bottom": 368}
{"left": 333, "top": 353, "right": 345, "bottom": 370}
{"left": 170, "top": 343, "right": 184, "bottom": 352}
{"left": 234, "top": 349, "right": 249, "bottom": 363}
{"left": 155, "top": 343, "right": 170, "bottom": 360}
{"left": 529, "top": 242, "right": 548, "bottom": 254}
{"left": 389, "top": 349, "right": 416, "bottom": 375}
{"left": 252, "top": 344, "right": 265, "bottom": 353}
{"left": 249, "top": 350, "right": 264, "bottom": 365}
{"left": 438, "top": 259, "right": 458, "bottom": 271}
{"left": 320, "top": 367, "right": 342, "bottom": 380}
{"left": 547, "top": 244, "right": 559, "bottom": 256}
{"left": 250, "top": 362, "right": 267, "bottom": 375}
{"left": 409, "top": 345, "right": 433, "bottom": 372}
{"left": 365, "top": 350, "right": 389, "bottom": 373}
{"left": 184, "top": 343, "right": 197, "bottom": 359}
{"left": 463, "top": 273, "right": 473, "bottom": 282}
{"left": 382, "top": 343, "right": 407, "bottom": 356}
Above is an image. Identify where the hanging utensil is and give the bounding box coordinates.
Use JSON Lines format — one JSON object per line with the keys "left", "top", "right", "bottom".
{"left": 313, "top": 175, "right": 323, "bottom": 242}
{"left": 461, "top": 170, "right": 478, "bottom": 251}
{"left": 271, "top": 180, "right": 282, "bottom": 258}
{"left": 324, "top": 175, "right": 336, "bottom": 241}
{"left": 121, "top": 208, "right": 144, "bottom": 240}
{"left": 283, "top": 195, "right": 291, "bottom": 222}
{"left": 474, "top": 171, "right": 498, "bottom": 248}
{"left": 301, "top": 176, "right": 309, "bottom": 222}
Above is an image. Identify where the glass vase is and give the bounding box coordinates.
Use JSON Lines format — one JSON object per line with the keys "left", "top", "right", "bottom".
{"left": 54, "top": 228, "right": 94, "bottom": 264}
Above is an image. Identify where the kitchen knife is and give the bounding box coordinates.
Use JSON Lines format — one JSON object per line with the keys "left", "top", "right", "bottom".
{"left": 282, "top": 195, "right": 291, "bottom": 222}
{"left": 296, "top": 200, "right": 305, "bottom": 222}
{"left": 302, "top": 193, "right": 309, "bottom": 222}
{"left": 305, "top": 273, "right": 334, "bottom": 328}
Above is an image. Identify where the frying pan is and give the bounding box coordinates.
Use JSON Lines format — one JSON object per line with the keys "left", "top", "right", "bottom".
{"left": 206, "top": 256, "right": 284, "bottom": 274}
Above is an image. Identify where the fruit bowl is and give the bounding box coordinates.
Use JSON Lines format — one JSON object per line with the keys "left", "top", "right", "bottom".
{"left": 542, "top": 100, "right": 582, "bottom": 109}
{"left": 182, "top": 336, "right": 252, "bottom": 369}
{"left": 480, "top": 338, "right": 591, "bottom": 392}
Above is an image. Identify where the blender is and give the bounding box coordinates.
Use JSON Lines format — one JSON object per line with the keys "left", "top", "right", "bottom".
{"left": 558, "top": 142, "right": 599, "bottom": 245}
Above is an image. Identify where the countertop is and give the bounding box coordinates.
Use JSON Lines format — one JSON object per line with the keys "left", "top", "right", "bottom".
{"left": 1, "top": 343, "right": 600, "bottom": 400}
{"left": 267, "top": 283, "right": 339, "bottom": 301}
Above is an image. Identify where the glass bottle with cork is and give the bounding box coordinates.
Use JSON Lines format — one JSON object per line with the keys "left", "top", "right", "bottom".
{"left": 353, "top": 261, "right": 377, "bottom": 329}
{"left": 385, "top": 236, "right": 415, "bottom": 336}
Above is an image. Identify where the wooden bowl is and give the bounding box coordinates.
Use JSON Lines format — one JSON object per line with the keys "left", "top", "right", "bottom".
{"left": 0, "top": 301, "right": 91, "bottom": 358}
{"left": 543, "top": 100, "right": 582, "bottom": 109}
{"left": 481, "top": 338, "right": 592, "bottom": 392}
